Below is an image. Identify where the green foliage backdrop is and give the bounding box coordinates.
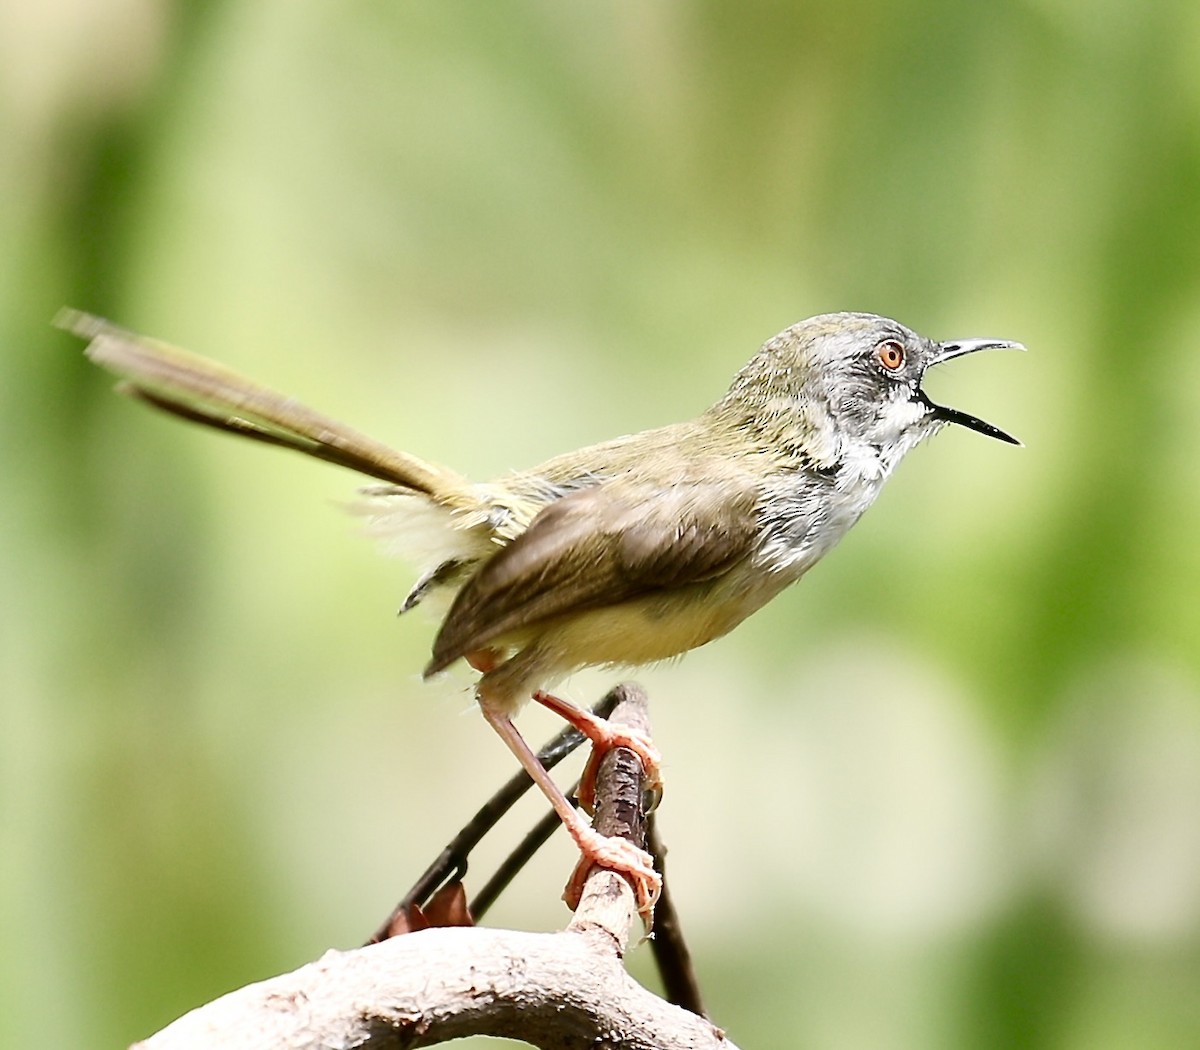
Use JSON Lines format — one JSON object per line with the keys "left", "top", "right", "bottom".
{"left": 3, "top": 2, "right": 1199, "bottom": 1046}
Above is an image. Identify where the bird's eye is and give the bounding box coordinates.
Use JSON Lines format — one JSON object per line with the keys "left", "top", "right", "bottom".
{"left": 875, "top": 340, "right": 905, "bottom": 371}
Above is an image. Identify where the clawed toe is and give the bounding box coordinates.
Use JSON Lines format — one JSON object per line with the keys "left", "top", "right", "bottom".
{"left": 577, "top": 726, "right": 663, "bottom": 813}
{"left": 563, "top": 825, "right": 661, "bottom": 925}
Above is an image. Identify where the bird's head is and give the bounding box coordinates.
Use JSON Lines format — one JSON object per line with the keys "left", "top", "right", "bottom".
{"left": 712, "top": 312, "right": 1022, "bottom": 471}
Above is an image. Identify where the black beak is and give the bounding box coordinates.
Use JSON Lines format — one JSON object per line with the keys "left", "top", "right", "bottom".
{"left": 918, "top": 337, "right": 1024, "bottom": 446}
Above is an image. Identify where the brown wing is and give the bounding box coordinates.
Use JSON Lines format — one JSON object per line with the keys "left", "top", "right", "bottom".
{"left": 425, "top": 479, "right": 758, "bottom": 675}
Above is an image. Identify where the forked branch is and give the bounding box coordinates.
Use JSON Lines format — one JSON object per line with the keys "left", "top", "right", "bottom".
{"left": 130, "top": 685, "right": 735, "bottom": 1050}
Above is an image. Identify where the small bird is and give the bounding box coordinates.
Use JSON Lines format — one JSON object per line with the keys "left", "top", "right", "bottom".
{"left": 61, "top": 309, "right": 1021, "bottom": 917}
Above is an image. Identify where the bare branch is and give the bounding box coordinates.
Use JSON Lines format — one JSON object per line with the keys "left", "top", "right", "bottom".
{"left": 130, "top": 685, "right": 736, "bottom": 1049}
{"left": 132, "top": 927, "right": 732, "bottom": 1050}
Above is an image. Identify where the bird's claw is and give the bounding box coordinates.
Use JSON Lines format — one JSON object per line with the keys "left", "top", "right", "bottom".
{"left": 577, "top": 725, "right": 663, "bottom": 814}
{"left": 563, "top": 824, "right": 661, "bottom": 927}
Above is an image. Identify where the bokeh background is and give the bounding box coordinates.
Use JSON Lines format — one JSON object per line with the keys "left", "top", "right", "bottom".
{"left": 4, "top": 2, "right": 1200, "bottom": 1046}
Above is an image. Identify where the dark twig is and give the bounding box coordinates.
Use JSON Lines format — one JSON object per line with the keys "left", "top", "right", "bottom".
{"left": 646, "top": 813, "right": 707, "bottom": 1018}
{"left": 470, "top": 803, "right": 567, "bottom": 921}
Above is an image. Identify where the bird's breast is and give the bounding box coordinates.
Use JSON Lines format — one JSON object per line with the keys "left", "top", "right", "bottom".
{"left": 753, "top": 454, "right": 888, "bottom": 575}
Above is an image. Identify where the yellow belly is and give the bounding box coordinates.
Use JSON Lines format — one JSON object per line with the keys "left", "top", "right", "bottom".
{"left": 528, "top": 566, "right": 793, "bottom": 672}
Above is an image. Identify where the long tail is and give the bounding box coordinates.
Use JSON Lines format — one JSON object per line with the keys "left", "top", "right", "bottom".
{"left": 58, "top": 310, "right": 478, "bottom": 506}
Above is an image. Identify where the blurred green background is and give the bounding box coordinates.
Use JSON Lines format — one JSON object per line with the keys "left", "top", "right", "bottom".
{"left": 4, "top": 2, "right": 1200, "bottom": 1047}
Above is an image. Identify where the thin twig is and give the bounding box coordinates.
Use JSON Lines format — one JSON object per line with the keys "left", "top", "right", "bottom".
{"left": 470, "top": 804, "right": 567, "bottom": 920}
{"left": 647, "top": 813, "right": 707, "bottom": 1017}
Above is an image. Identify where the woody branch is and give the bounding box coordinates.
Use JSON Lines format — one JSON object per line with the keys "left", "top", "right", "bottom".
{"left": 130, "top": 685, "right": 736, "bottom": 1050}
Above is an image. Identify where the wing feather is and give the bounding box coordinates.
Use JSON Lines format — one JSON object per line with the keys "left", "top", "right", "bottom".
{"left": 426, "top": 480, "right": 758, "bottom": 674}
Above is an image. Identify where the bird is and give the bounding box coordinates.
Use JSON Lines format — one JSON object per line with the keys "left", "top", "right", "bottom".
{"left": 60, "top": 309, "right": 1022, "bottom": 918}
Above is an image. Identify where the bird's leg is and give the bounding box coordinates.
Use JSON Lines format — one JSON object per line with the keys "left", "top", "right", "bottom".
{"left": 476, "top": 697, "right": 661, "bottom": 917}
{"left": 532, "top": 689, "right": 663, "bottom": 815}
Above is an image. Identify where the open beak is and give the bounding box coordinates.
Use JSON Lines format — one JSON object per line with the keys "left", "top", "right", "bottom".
{"left": 917, "top": 337, "right": 1024, "bottom": 446}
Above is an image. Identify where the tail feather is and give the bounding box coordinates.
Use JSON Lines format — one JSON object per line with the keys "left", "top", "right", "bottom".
{"left": 59, "top": 310, "right": 477, "bottom": 503}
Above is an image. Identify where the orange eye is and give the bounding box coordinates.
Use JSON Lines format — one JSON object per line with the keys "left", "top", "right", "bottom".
{"left": 875, "top": 340, "right": 905, "bottom": 371}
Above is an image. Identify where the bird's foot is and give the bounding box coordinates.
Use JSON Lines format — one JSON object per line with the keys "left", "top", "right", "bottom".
{"left": 532, "top": 690, "right": 663, "bottom": 813}
{"left": 562, "top": 820, "right": 662, "bottom": 925}
{"left": 576, "top": 725, "right": 662, "bottom": 815}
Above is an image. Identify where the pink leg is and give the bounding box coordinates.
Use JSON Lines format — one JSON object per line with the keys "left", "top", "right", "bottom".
{"left": 532, "top": 690, "right": 663, "bottom": 814}
{"left": 478, "top": 700, "right": 661, "bottom": 918}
